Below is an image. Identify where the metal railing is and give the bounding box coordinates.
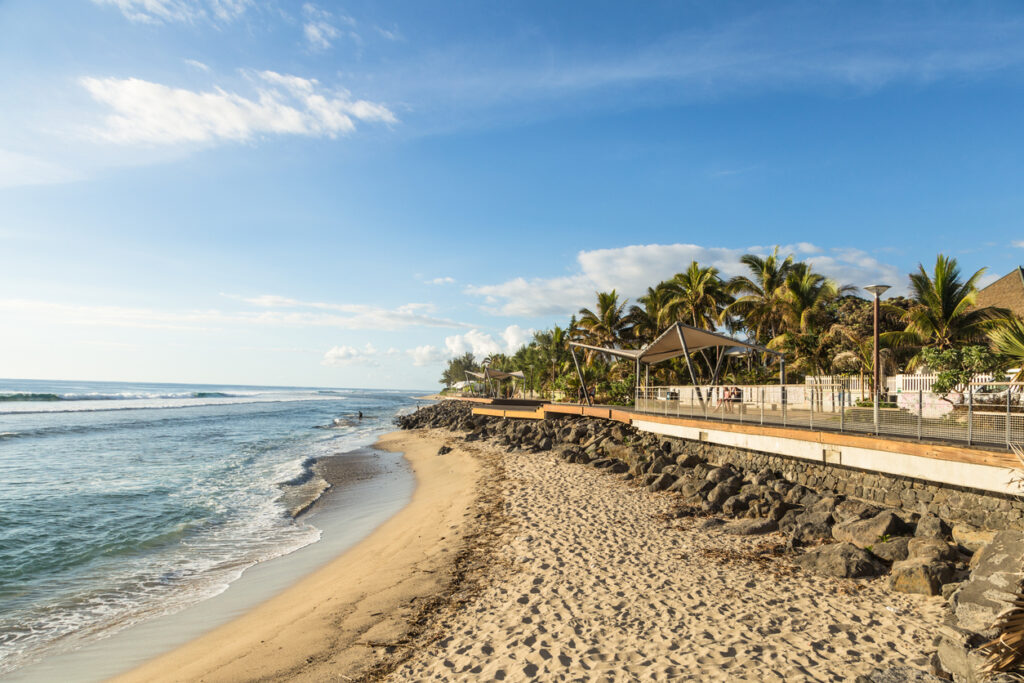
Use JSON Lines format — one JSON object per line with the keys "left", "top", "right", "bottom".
{"left": 634, "top": 381, "right": 1024, "bottom": 449}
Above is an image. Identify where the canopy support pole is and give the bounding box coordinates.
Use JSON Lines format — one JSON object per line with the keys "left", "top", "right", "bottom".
{"left": 711, "top": 347, "right": 727, "bottom": 385}
{"left": 676, "top": 324, "right": 704, "bottom": 407}
{"left": 570, "top": 345, "right": 591, "bottom": 407}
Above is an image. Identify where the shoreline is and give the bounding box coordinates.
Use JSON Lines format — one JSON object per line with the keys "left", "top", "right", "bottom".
{"left": 7, "top": 442, "right": 415, "bottom": 682}
{"left": 109, "top": 429, "right": 486, "bottom": 682}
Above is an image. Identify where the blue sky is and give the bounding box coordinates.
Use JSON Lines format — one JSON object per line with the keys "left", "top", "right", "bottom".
{"left": 2, "top": 0, "right": 1024, "bottom": 388}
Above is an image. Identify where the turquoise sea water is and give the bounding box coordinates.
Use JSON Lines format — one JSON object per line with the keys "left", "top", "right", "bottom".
{"left": 0, "top": 379, "right": 423, "bottom": 675}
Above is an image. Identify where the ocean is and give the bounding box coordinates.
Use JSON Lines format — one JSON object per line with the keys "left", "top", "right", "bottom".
{"left": 0, "top": 379, "right": 424, "bottom": 677}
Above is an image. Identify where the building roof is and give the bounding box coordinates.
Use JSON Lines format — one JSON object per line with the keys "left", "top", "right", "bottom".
{"left": 976, "top": 266, "right": 1024, "bottom": 319}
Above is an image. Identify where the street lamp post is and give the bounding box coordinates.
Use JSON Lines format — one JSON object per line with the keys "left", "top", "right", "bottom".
{"left": 864, "top": 284, "right": 891, "bottom": 434}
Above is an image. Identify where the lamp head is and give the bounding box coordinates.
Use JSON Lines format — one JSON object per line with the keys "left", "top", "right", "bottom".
{"left": 864, "top": 284, "right": 891, "bottom": 298}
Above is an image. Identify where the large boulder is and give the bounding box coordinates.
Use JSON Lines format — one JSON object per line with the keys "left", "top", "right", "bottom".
{"left": 795, "top": 543, "right": 885, "bottom": 579}
{"left": 833, "top": 499, "right": 881, "bottom": 524}
{"left": 706, "top": 466, "right": 736, "bottom": 484}
{"left": 832, "top": 511, "right": 909, "bottom": 549}
{"left": 907, "top": 537, "right": 960, "bottom": 564}
{"left": 870, "top": 536, "right": 912, "bottom": 563}
{"left": 722, "top": 494, "right": 751, "bottom": 517}
{"left": 647, "top": 455, "right": 673, "bottom": 475}
{"left": 675, "top": 452, "right": 703, "bottom": 468}
{"left": 723, "top": 518, "right": 778, "bottom": 536}
{"left": 952, "top": 523, "right": 997, "bottom": 554}
{"left": 648, "top": 472, "right": 677, "bottom": 492}
{"left": 706, "top": 480, "right": 742, "bottom": 509}
{"left": 915, "top": 513, "right": 950, "bottom": 540}
{"left": 890, "top": 558, "right": 957, "bottom": 595}
{"left": 789, "top": 509, "right": 835, "bottom": 544}
{"left": 954, "top": 530, "right": 1024, "bottom": 637}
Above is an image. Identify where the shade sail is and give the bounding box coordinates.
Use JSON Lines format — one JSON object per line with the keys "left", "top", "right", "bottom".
{"left": 467, "top": 368, "right": 521, "bottom": 380}
{"left": 571, "top": 322, "right": 779, "bottom": 366}
{"left": 568, "top": 341, "right": 642, "bottom": 360}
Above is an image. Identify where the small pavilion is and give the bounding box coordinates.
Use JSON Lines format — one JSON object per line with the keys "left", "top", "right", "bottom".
{"left": 568, "top": 321, "right": 783, "bottom": 407}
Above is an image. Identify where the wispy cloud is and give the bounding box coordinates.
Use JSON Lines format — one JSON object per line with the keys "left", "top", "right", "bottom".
{"left": 93, "top": 0, "right": 251, "bottom": 24}
{"left": 0, "top": 295, "right": 466, "bottom": 332}
{"left": 1013, "top": 240, "right": 1024, "bottom": 248}
{"left": 184, "top": 58, "right": 211, "bottom": 72}
{"left": 301, "top": 3, "right": 360, "bottom": 52}
{"left": 465, "top": 242, "right": 904, "bottom": 317}
{"left": 427, "top": 276, "right": 456, "bottom": 285}
{"left": 80, "top": 70, "right": 396, "bottom": 145}
{"left": 230, "top": 294, "right": 465, "bottom": 329}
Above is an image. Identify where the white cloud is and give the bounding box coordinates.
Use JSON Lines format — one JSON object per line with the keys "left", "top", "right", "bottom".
{"left": 407, "top": 345, "right": 446, "bottom": 367}
{"left": 0, "top": 296, "right": 464, "bottom": 332}
{"left": 322, "top": 343, "right": 378, "bottom": 367}
{"left": 428, "top": 276, "right": 456, "bottom": 285}
{"left": 184, "top": 58, "right": 210, "bottom": 72}
{"left": 93, "top": 0, "right": 251, "bottom": 24}
{"left": 502, "top": 324, "right": 534, "bottom": 353}
{"left": 301, "top": 3, "right": 357, "bottom": 51}
{"left": 444, "top": 329, "right": 503, "bottom": 358}
{"left": 229, "top": 294, "right": 461, "bottom": 330}
{"left": 80, "top": 70, "right": 396, "bottom": 145}
{"left": 442, "top": 325, "right": 534, "bottom": 359}
{"left": 466, "top": 242, "right": 907, "bottom": 317}
{"left": 375, "top": 26, "right": 401, "bottom": 41}
{"left": 1013, "top": 240, "right": 1024, "bottom": 248}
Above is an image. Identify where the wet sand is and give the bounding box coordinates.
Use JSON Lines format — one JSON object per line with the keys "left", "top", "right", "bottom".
{"left": 111, "top": 430, "right": 483, "bottom": 682}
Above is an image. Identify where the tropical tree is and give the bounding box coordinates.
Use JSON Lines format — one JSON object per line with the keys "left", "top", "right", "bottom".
{"left": 440, "top": 352, "right": 479, "bottom": 387}
{"left": 769, "top": 263, "right": 851, "bottom": 377}
{"left": 628, "top": 284, "right": 674, "bottom": 345}
{"left": 576, "top": 290, "right": 632, "bottom": 355}
{"left": 990, "top": 318, "right": 1024, "bottom": 382}
{"left": 828, "top": 325, "right": 897, "bottom": 399}
{"left": 883, "top": 254, "right": 1010, "bottom": 368}
{"left": 726, "top": 246, "right": 796, "bottom": 344}
{"left": 665, "top": 261, "right": 732, "bottom": 330}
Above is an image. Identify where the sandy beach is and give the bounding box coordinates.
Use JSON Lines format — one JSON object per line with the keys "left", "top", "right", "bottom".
{"left": 111, "top": 425, "right": 946, "bottom": 681}
{"left": 113, "top": 430, "right": 491, "bottom": 683}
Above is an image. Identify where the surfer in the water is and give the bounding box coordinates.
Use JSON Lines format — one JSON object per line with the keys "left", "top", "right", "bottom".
{"left": 358, "top": 411, "right": 363, "bottom": 420}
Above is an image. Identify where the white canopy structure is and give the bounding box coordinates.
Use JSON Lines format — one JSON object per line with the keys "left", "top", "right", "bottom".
{"left": 466, "top": 367, "right": 527, "bottom": 397}
{"left": 569, "top": 322, "right": 784, "bottom": 407}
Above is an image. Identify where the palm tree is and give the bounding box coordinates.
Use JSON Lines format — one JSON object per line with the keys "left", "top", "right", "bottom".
{"left": 726, "top": 246, "right": 795, "bottom": 344}
{"left": 628, "top": 284, "right": 674, "bottom": 345}
{"left": 990, "top": 318, "right": 1024, "bottom": 382}
{"left": 576, "top": 290, "right": 632, "bottom": 357}
{"left": 828, "top": 324, "right": 897, "bottom": 399}
{"left": 665, "top": 261, "right": 732, "bottom": 331}
{"left": 883, "top": 254, "right": 1010, "bottom": 367}
{"left": 769, "top": 263, "right": 852, "bottom": 377}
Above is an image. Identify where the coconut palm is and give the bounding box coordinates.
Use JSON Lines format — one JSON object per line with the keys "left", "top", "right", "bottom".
{"left": 769, "top": 263, "right": 852, "bottom": 376}
{"left": 726, "top": 246, "right": 796, "bottom": 344}
{"left": 883, "top": 254, "right": 1010, "bottom": 367}
{"left": 828, "top": 324, "right": 897, "bottom": 399}
{"left": 627, "top": 284, "right": 675, "bottom": 346}
{"left": 576, "top": 290, "right": 632, "bottom": 356}
{"left": 665, "top": 261, "right": 732, "bottom": 331}
{"left": 990, "top": 318, "right": 1024, "bottom": 382}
